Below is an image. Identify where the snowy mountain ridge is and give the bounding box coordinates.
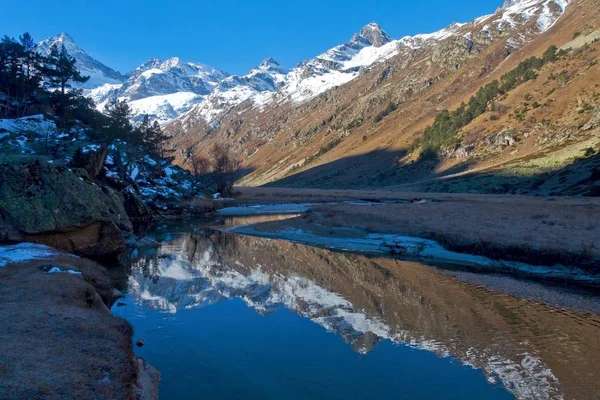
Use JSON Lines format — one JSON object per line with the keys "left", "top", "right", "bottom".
{"left": 177, "top": 0, "right": 570, "bottom": 127}
{"left": 38, "top": 0, "right": 570, "bottom": 124}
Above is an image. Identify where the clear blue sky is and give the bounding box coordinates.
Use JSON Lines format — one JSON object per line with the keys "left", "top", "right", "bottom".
{"left": 3, "top": 0, "right": 501, "bottom": 75}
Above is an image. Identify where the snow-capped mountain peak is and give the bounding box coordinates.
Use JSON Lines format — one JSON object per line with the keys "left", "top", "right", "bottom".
{"left": 276, "top": 22, "right": 399, "bottom": 103}
{"left": 85, "top": 54, "right": 231, "bottom": 124}
{"left": 36, "top": 33, "right": 124, "bottom": 88}
{"left": 176, "top": 57, "right": 290, "bottom": 124}
{"left": 257, "top": 57, "right": 285, "bottom": 71}
{"left": 356, "top": 22, "right": 392, "bottom": 47}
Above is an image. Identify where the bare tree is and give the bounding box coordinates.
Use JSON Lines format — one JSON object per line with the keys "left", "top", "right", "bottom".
{"left": 190, "top": 153, "right": 211, "bottom": 178}
{"left": 209, "top": 143, "right": 238, "bottom": 195}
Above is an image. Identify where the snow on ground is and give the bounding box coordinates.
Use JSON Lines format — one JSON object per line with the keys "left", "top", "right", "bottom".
{"left": 0, "top": 243, "right": 63, "bottom": 267}
{"left": 497, "top": 0, "right": 570, "bottom": 32}
{"left": 340, "top": 40, "right": 401, "bottom": 69}
{"left": 126, "top": 92, "right": 204, "bottom": 124}
{"left": 282, "top": 69, "right": 359, "bottom": 103}
{"left": 0, "top": 114, "right": 56, "bottom": 136}
{"left": 214, "top": 208, "right": 600, "bottom": 285}
{"left": 0, "top": 115, "right": 60, "bottom": 154}
{"left": 216, "top": 203, "right": 313, "bottom": 216}
{"left": 47, "top": 266, "right": 82, "bottom": 275}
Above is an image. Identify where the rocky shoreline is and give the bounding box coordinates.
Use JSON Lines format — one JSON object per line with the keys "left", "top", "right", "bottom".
{"left": 0, "top": 154, "right": 215, "bottom": 259}
{"left": 0, "top": 151, "right": 215, "bottom": 398}
{"left": 0, "top": 243, "right": 160, "bottom": 399}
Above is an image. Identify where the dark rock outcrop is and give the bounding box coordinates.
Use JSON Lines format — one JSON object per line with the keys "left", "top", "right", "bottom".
{"left": 122, "top": 185, "right": 153, "bottom": 230}
{"left": 0, "top": 156, "right": 132, "bottom": 257}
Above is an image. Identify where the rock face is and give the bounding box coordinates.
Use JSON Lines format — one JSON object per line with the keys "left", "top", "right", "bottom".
{"left": 583, "top": 106, "right": 600, "bottom": 130}
{"left": 0, "top": 157, "right": 132, "bottom": 257}
{"left": 357, "top": 23, "right": 392, "bottom": 47}
{"left": 486, "top": 127, "right": 518, "bottom": 153}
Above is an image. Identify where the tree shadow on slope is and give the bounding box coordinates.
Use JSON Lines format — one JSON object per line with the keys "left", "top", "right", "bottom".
{"left": 265, "top": 149, "right": 475, "bottom": 190}
{"left": 422, "top": 151, "right": 600, "bottom": 197}
{"left": 266, "top": 148, "right": 600, "bottom": 197}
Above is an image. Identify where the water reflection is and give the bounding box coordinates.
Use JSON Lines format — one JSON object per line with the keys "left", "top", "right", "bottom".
{"left": 123, "top": 223, "right": 600, "bottom": 400}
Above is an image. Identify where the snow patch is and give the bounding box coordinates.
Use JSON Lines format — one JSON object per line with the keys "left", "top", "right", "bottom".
{"left": 47, "top": 266, "right": 82, "bottom": 275}
{"left": 0, "top": 243, "right": 61, "bottom": 267}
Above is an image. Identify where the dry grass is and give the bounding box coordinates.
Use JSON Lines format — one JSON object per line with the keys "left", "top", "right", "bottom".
{"left": 236, "top": 187, "right": 600, "bottom": 271}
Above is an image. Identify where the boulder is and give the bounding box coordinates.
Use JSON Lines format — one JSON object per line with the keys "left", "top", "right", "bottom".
{"left": 455, "top": 144, "right": 476, "bottom": 159}
{"left": 582, "top": 106, "right": 600, "bottom": 131}
{"left": 26, "top": 221, "right": 126, "bottom": 258}
{"left": 0, "top": 156, "right": 132, "bottom": 257}
{"left": 486, "top": 127, "right": 517, "bottom": 152}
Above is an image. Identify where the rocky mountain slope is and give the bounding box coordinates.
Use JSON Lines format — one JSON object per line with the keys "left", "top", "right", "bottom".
{"left": 164, "top": 0, "right": 600, "bottom": 196}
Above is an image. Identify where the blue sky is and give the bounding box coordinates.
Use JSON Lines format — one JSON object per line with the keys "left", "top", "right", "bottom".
{"left": 3, "top": 0, "right": 500, "bottom": 75}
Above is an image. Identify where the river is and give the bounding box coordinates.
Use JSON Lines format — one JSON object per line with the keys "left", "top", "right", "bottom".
{"left": 111, "top": 216, "right": 600, "bottom": 400}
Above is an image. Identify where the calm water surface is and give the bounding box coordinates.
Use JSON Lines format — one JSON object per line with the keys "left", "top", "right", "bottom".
{"left": 112, "top": 218, "right": 600, "bottom": 400}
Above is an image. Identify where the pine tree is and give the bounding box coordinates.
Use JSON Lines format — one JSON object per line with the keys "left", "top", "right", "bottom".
{"left": 41, "top": 44, "right": 89, "bottom": 95}
{"left": 140, "top": 116, "right": 171, "bottom": 159}
{"left": 19, "top": 33, "right": 36, "bottom": 80}
{"left": 0, "top": 33, "right": 45, "bottom": 117}
{"left": 103, "top": 99, "right": 134, "bottom": 142}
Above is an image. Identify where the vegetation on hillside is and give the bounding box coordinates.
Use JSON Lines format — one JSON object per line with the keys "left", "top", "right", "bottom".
{"left": 409, "top": 45, "right": 561, "bottom": 158}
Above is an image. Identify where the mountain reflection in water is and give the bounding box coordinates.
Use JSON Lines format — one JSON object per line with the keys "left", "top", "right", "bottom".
{"left": 117, "top": 221, "right": 600, "bottom": 400}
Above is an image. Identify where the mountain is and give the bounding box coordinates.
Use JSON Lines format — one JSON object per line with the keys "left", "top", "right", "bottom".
{"left": 87, "top": 57, "right": 230, "bottom": 123}
{"left": 172, "top": 0, "right": 570, "bottom": 130}
{"left": 177, "top": 57, "right": 288, "bottom": 126}
{"left": 36, "top": 33, "right": 125, "bottom": 88}
{"left": 36, "top": 34, "right": 231, "bottom": 123}
{"left": 163, "top": 0, "right": 600, "bottom": 198}
{"left": 171, "top": 23, "right": 406, "bottom": 131}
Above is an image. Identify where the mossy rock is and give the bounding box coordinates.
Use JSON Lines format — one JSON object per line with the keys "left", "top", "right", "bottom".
{"left": 0, "top": 156, "right": 132, "bottom": 256}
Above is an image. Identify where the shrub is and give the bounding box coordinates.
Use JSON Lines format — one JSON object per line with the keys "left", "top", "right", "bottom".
{"left": 409, "top": 46, "right": 560, "bottom": 155}
{"left": 373, "top": 101, "right": 398, "bottom": 123}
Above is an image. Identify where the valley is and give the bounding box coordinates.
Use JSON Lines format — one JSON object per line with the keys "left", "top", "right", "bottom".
{"left": 1, "top": 0, "right": 599, "bottom": 398}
